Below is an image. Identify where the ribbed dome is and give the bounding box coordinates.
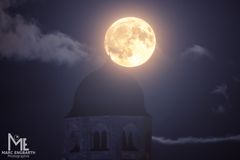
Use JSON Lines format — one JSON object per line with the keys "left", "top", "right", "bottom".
{"left": 67, "top": 61, "right": 147, "bottom": 117}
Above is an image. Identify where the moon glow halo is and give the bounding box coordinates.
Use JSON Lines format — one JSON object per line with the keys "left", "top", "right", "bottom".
{"left": 104, "top": 17, "right": 156, "bottom": 67}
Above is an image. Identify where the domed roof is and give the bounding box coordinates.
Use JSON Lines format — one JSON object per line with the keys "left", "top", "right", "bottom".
{"left": 67, "top": 61, "right": 148, "bottom": 117}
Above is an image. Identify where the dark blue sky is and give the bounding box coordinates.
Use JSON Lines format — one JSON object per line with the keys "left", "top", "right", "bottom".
{"left": 0, "top": 0, "right": 240, "bottom": 159}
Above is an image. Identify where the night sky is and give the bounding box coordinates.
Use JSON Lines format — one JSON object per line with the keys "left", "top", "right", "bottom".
{"left": 0, "top": 0, "right": 240, "bottom": 160}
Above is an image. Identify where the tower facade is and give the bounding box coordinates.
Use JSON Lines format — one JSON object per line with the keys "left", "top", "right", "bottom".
{"left": 63, "top": 63, "right": 152, "bottom": 160}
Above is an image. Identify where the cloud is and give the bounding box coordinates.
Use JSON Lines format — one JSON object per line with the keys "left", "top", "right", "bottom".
{"left": 233, "top": 75, "right": 240, "bottom": 83}
{"left": 182, "top": 44, "right": 212, "bottom": 60}
{"left": 0, "top": 0, "right": 89, "bottom": 64}
{"left": 212, "top": 84, "right": 228, "bottom": 99}
{"left": 210, "top": 84, "right": 229, "bottom": 114}
{"left": 152, "top": 135, "right": 240, "bottom": 145}
{"left": 212, "top": 105, "right": 226, "bottom": 114}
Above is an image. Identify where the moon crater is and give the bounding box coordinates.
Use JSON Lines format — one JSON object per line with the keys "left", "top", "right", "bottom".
{"left": 104, "top": 17, "right": 156, "bottom": 67}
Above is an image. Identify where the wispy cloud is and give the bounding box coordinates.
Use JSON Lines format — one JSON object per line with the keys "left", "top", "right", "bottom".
{"left": 182, "top": 45, "right": 212, "bottom": 60}
{"left": 212, "top": 84, "right": 228, "bottom": 99}
{"left": 152, "top": 135, "right": 240, "bottom": 145}
{"left": 0, "top": 0, "right": 89, "bottom": 64}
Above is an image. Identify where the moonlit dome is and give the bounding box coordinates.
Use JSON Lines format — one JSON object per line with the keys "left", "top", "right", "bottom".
{"left": 67, "top": 61, "right": 148, "bottom": 117}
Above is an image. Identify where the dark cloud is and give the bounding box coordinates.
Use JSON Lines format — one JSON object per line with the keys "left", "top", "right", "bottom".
{"left": 233, "top": 76, "right": 240, "bottom": 83}
{"left": 152, "top": 135, "right": 240, "bottom": 145}
{"left": 212, "top": 105, "right": 226, "bottom": 114}
{"left": 0, "top": 0, "right": 89, "bottom": 64}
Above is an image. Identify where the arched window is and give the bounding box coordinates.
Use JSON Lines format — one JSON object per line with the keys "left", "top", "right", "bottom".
{"left": 93, "top": 131, "right": 100, "bottom": 150}
{"left": 92, "top": 124, "right": 109, "bottom": 151}
{"left": 122, "top": 124, "right": 137, "bottom": 151}
{"left": 122, "top": 131, "right": 137, "bottom": 151}
{"left": 92, "top": 130, "right": 108, "bottom": 151}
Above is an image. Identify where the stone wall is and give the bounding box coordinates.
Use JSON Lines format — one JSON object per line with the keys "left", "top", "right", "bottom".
{"left": 63, "top": 115, "right": 151, "bottom": 160}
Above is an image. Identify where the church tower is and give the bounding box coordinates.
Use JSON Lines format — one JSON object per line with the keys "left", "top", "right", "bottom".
{"left": 63, "top": 62, "right": 152, "bottom": 160}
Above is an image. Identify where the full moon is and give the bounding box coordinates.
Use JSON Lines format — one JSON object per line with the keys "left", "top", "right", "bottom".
{"left": 104, "top": 17, "right": 156, "bottom": 67}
